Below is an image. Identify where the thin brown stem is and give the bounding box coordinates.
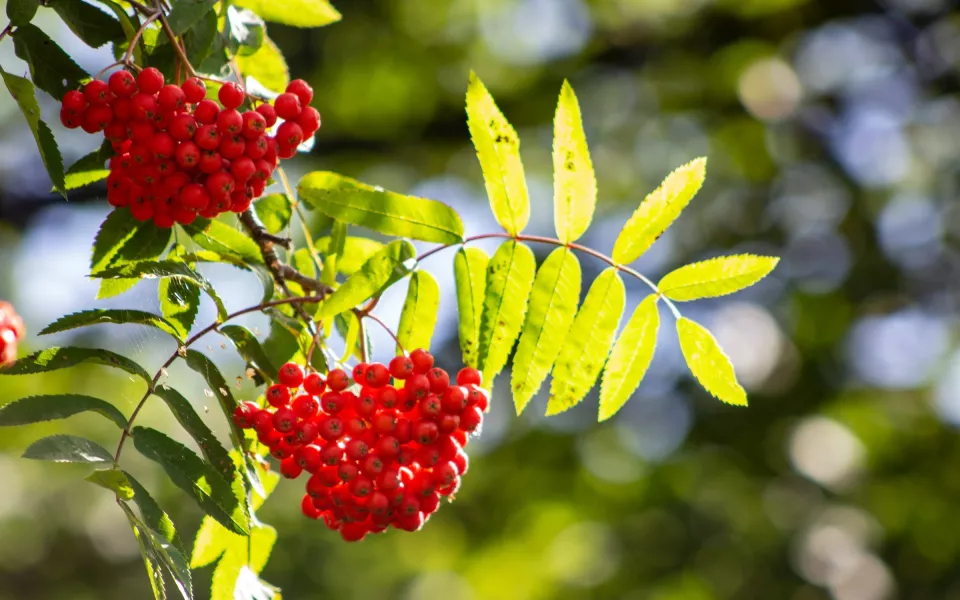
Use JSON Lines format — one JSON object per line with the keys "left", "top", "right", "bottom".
{"left": 156, "top": 9, "right": 197, "bottom": 76}
{"left": 113, "top": 295, "right": 323, "bottom": 462}
{"left": 122, "top": 11, "right": 161, "bottom": 66}
{"left": 0, "top": 24, "right": 13, "bottom": 45}
{"left": 361, "top": 311, "right": 405, "bottom": 355}
{"left": 127, "top": 0, "right": 157, "bottom": 15}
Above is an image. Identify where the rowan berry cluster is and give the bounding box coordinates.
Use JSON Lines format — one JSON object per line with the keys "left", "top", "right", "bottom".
{"left": 59, "top": 68, "right": 320, "bottom": 227}
{"left": 0, "top": 302, "right": 25, "bottom": 368}
{"left": 233, "top": 349, "right": 487, "bottom": 542}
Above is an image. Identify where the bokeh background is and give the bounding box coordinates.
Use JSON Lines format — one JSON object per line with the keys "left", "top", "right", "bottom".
{"left": 2, "top": 0, "right": 960, "bottom": 598}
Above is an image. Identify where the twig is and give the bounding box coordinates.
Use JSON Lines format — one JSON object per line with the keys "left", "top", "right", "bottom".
{"left": 361, "top": 311, "right": 405, "bottom": 355}
{"left": 156, "top": 9, "right": 197, "bottom": 77}
{"left": 113, "top": 295, "right": 323, "bottom": 462}
{"left": 0, "top": 24, "right": 13, "bottom": 45}
{"left": 126, "top": 0, "right": 158, "bottom": 15}
{"left": 121, "top": 11, "right": 161, "bottom": 67}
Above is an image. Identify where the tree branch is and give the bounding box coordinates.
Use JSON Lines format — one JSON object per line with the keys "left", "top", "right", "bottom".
{"left": 238, "top": 209, "right": 331, "bottom": 295}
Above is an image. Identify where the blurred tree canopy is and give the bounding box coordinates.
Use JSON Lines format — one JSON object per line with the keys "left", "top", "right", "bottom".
{"left": 3, "top": 0, "right": 960, "bottom": 599}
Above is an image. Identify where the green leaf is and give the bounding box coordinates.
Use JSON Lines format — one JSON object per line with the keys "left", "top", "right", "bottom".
{"left": 133, "top": 426, "right": 249, "bottom": 535}
{"left": 233, "top": 0, "right": 341, "bottom": 27}
{"left": 262, "top": 319, "right": 300, "bottom": 367}
{"left": 677, "top": 317, "right": 747, "bottom": 407}
{"left": 86, "top": 467, "right": 134, "bottom": 500}
{"left": 0, "top": 394, "right": 126, "bottom": 429}
{"left": 599, "top": 295, "right": 660, "bottom": 421}
{"left": 40, "top": 309, "right": 181, "bottom": 340}
{"left": 90, "top": 209, "right": 139, "bottom": 274}
{"left": 254, "top": 194, "right": 291, "bottom": 234}
{"left": 96, "top": 221, "right": 173, "bottom": 299}
{"left": 1, "top": 346, "right": 151, "bottom": 383}
{"left": 466, "top": 71, "right": 530, "bottom": 236}
{"left": 183, "top": 9, "right": 218, "bottom": 68}
{"left": 212, "top": 531, "right": 277, "bottom": 600}
{"left": 122, "top": 502, "right": 192, "bottom": 600}
{"left": 167, "top": 0, "right": 217, "bottom": 35}
{"left": 336, "top": 311, "right": 363, "bottom": 363}
{"left": 316, "top": 233, "right": 383, "bottom": 276}
{"left": 94, "top": 261, "right": 227, "bottom": 320}
{"left": 320, "top": 221, "right": 346, "bottom": 285}
{"left": 658, "top": 255, "right": 780, "bottom": 301}
{"left": 48, "top": 0, "right": 124, "bottom": 48}
{"left": 181, "top": 218, "right": 263, "bottom": 265}
{"left": 152, "top": 387, "right": 236, "bottom": 484}
{"left": 226, "top": 6, "right": 265, "bottom": 56}
{"left": 317, "top": 240, "right": 416, "bottom": 318}
{"left": 183, "top": 350, "right": 245, "bottom": 446}
{"left": 7, "top": 0, "right": 38, "bottom": 26}
{"left": 61, "top": 140, "right": 113, "bottom": 191}
{"left": 477, "top": 241, "right": 536, "bottom": 386}
{"left": 12, "top": 23, "right": 89, "bottom": 99}
{"left": 511, "top": 248, "right": 581, "bottom": 414}
{"left": 160, "top": 278, "right": 201, "bottom": 340}
{"left": 219, "top": 325, "right": 279, "bottom": 383}
{"left": 397, "top": 271, "right": 440, "bottom": 355}
{"left": 126, "top": 511, "right": 169, "bottom": 600}
{"left": 552, "top": 80, "right": 597, "bottom": 244}
{"left": 22, "top": 434, "right": 114, "bottom": 463}
{"left": 298, "top": 172, "right": 464, "bottom": 244}
{"left": 235, "top": 37, "right": 288, "bottom": 93}
{"left": 453, "top": 247, "right": 488, "bottom": 369}
{"left": 0, "top": 67, "right": 66, "bottom": 197}
{"left": 611, "top": 157, "right": 707, "bottom": 265}
{"left": 547, "top": 268, "right": 625, "bottom": 416}
{"left": 98, "top": 0, "right": 144, "bottom": 64}
{"left": 126, "top": 472, "right": 185, "bottom": 556}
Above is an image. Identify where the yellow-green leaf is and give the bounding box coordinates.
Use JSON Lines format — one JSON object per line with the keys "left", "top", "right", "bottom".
{"left": 511, "top": 248, "right": 582, "bottom": 414}
{"left": 552, "top": 81, "right": 596, "bottom": 244}
{"left": 611, "top": 157, "right": 707, "bottom": 264}
{"left": 233, "top": 0, "right": 340, "bottom": 27}
{"left": 317, "top": 240, "right": 416, "bottom": 318}
{"left": 466, "top": 71, "right": 530, "bottom": 236}
{"left": 314, "top": 235, "right": 384, "bottom": 276}
{"left": 677, "top": 317, "right": 747, "bottom": 407}
{"left": 599, "top": 295, "right": 660, "bottom": 421}
{"left": 477, "top": 241, "right": 536, "bottom": 386}
{"left": 235, "top": 36, "right": 288, "bottom": 93}
{"left": 658, "top": 254, "right": 779, "bottom": 301}
{"left": 396, "top": 271, "right": 440, "bottom": 355}
{"left": 547, "top": 268, "right": 625, "bottom": 415}
{"left": 453, "top": 247, "right": 489, "bottom": 369}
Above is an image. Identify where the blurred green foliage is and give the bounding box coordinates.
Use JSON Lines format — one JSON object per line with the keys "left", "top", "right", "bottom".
{"left": 4, "top": 0, "right": 960, "bottom": 598}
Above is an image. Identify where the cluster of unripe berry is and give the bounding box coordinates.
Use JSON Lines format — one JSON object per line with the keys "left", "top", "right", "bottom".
{"left": 233, "top": 349, "right": 487, "bottom": 542}
{"left": 59, "top": 68, "right": 320, "bottom": 227}
{"left": 0, "top": 302, "right": 24, "bottom": 368}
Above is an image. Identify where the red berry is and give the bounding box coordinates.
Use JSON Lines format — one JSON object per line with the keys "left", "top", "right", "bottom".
{"left": 280, "top": 456, "right": 303, "bottom": 479}
{"left": 439, "top": 414, "right": 460, "bottom": 434}
{"left": 405, "top": 374, "right": 431, "bottom": 403}
{"left": 286, "top": 79, "right": 314, "bottom": 105}
{"left": 158, "top": 84, "right": 186, "bottom": 111}
{"left": 453, "top": 449, "right": 469, "bottom": 475}
{"left": 364, "top": 363, "right": 390, "bottom": 388}
{"left": 241, "top": 110, "right": 267, "bottom": 139}
{"left": 319, "top": 416, "right": 344, "bottom": 441}
{"left": 345, "top": 438, "right": 370, "bottom": 460}
{"left": 375, "top": 435, "right": 400, "bottom": 458}
{"left": 361, "top": 455, "right": 385, "bottom": 476}
{"left": 219, "top": 134, "right": 246, "bottom": 159}
{"left": 217, "top": 108, "right": 243, "bottom": 134}
{"left": 218, "top": 82, "right": 245, "bottom": 109}
{"left": 320, "top": 443, "right": 343, "bottom": 466}
{"left": 294, "top": 420, "right": 319, "bottom": 445}
{"left": 108, "top": 71, "right": 137, "bottom": 98}
{"left": 394, "top": 417, "right": 413, "bottom": 443}
{"left": 420, "top": 492, "right": 441, "bottom": 514}
{"left": 410, "top": 349, "right": 434, "bottom": 373}
{"left": 195, "top": 124, "right": 221, "bottom": 150}
{"left": 266, "top": 383, "right": 291, "bottom": 407}
{"left": 340, "top": 521, "right": 368, "bottom": 542}
{"left": 378, "top": 387, "right": 399, "bottom": 409}
{"left": 301, "top": 494, "right": 322, "bottom": 519}
{"left": 83, "top": 80, "right": 111, "bottom": 105}
{"left": 230, "top": 156, "right": 256, "bottom": 183}
{"left": 414, "top": 420, "right": 439, "bottom": 445}
{"left": 320, "top": 391, "right": 346, "bottom": 414}
{"left": 466, "top": 386, "right": 489, "bottom": 411}
{"left": 83, "top": 105, "right": 113, "bottom": 132}
{"left": 456, "top": 367, "right": 482, "bottom": 387}
{"left": 304, "top": 372, "right": 326, "bottom": 395}
{"left": 373, "top": 410, "right": 398, "bottom": 434}
{"left": 169, "top": 114, "right": 197, "bottom": 141}
{"left": 298, "top": 106, "right": 321, "bottom": 136}
{"left": 182, "top": 77, "right": 206, "bottom": 103}
{"left": 206, "top": 171, "right": 235, "bottom": 200}
{"left": 441, "top": 386, "right": 468, "bottom": 414}
{"left": 60, "top": 108, "right": 80, "bottom": 129}
{"left": 352, "top": 363, "right": 367, "bottom": 384}
{"left": 273, "top": 407, "right": 297, "bottom": 433}
{"left": 419, "top": 395, "right": 442, "bottom": 418}
{"left": 198, "top": 149, "right": 223, "bottom": 174}
{"left": 292, "top": 394, "right": 319, "bottom": 419}
{"left": 338, "top": 461, "right": 359, "bottom": 482}
{"left": 295, "top": 444, "right": 323, "bottom": 473}
{"left": 149, "top": 132, "right": 175, "bottom": 159}
{"left": 137, "top": 68, "right": 164, "bottom": 94}
{"left": 389, "top": 356, "right": 414, "bottom": 380}
{"left": 274, "top": 93, "right": 302, "bottom": 120}
{"left": 276, "top": 121, "right": 303, "bottom": 149}
{"left": 326, "top": 368, "right": 350, "bottom": 391}
{"left": 426, "top": 367, "right": 450, "bottom": 394}
{"left": 194, "top": 99, "right": 220, "bottom": 124}
{"left": 256, "top": 103, "right": 277, "bottom": 126}
{"left": 62, "top": 90, "right": 87, "bottom": 113}
{"left": 232, "top": 401, "right": 258, "bottom": 428}
{"left": 460, "top": 405, "right": 483, "bottom": 433}
{"left": 354, "top": 390, "right": 377, "bottom": 418}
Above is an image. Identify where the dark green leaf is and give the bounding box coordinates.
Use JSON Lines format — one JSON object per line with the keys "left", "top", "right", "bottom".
{"left": 90, "top": 209, "right": 140, "bottom": 274}
{"left": 185, "top": 9, "right": 218, "bottom": 67}
{"left": 262, "top": 319, "right": 300, "bottom": 366}
{"left": 86, "top": 467, "right": 134, "bottom": 500}
{"left": 318, "top": 240, "right": 416, "bottom": 318}
{"left": 183, "top": 351, "right": 244, "bottom": 444}
{"left": 167, "top": 0, "right": 217, "bottom": 35}
{"left": 94, "top": 0, "right": 144, "bottom": 63}
{"left": 22, "top": 434, "right": 114, "bottom": 463}
{"left": 181, "top": 218, "right": 263, "bottom": 265}
{"left": 1, "top": 346, "right": 152, "bottom": 383}
{"left": 0, "top": 67, "right": 66, "bottom": 197}
{"left": 133, "top": 426, "right": 249, "bottom": 535}
{"left": 48, "top": 0, "right": 125, "bottom": 48}
{"left": 7, "top": 0, "right": 38, "bottom": 26}
{"left": 152, "top": 387, "right": 236, "bottom": 484}
{"left": 94, "top": 260, "right": 227, "bottom": 320}
{"left": 96, "top": 221, "right": 173, "bottom": 299}
{"left": 299, "top": 171, "right": 464, "bottom": 244}
{"left": 126, "top": 509, "right": 169, "bottom": 600}
{"left": 12, "top": 23, "right": 88, "bottom": 99}
{"left": 126, "top": 472, "right": 185, "bottom": 556}
{"left": 40, "top": 309, "right": 181, "bottom": 340}
{"left": 160, "top": 278, "right": 201, "bottom": 340}
{"left": 122, "top": 502, "right": 193, "bottom": 600}
{"left": 254, "top": 194, "right": 290, "bottom": 234}
{"left": 219, "top": 325, "right": 278, "bottom": 383}
{"left": 0, "top": 394, "right": 126, "bottom": 429}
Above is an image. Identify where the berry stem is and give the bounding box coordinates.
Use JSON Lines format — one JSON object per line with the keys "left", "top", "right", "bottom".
{"left": 127, "top": 0, "right": 158, "bottom": 15}
{"left": 155, "top": 8, "right": 197, "bottom": 77}
{"left": 0, "top": 24, "right": 13, "bottom": 45}
{"left": 358, "top": 316, "right": 370, "bottom": 363}
{"left": 122, "top": 11, "right": 161, "bottom": 67}
{"left": 113, "top": 295, "right": 324, "bottom": 463}
{"left": 416, "top": 232, "right": 683, "bottom": 318}
{"left": 360, "top": 310, "right": 405, "bottom": 355}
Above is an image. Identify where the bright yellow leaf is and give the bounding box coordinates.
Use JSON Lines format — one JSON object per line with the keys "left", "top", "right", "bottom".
{"left": 598, "top": 294, "right": 659, "bottom": 421}
{"left": 659, "top": 254, "right": 779, "bottom": 301}
{"left": 553, "top": 80, "right": 596, "bottom": 244}
{"left": 676, "top": 317, "right": 747, "bottom": 406}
